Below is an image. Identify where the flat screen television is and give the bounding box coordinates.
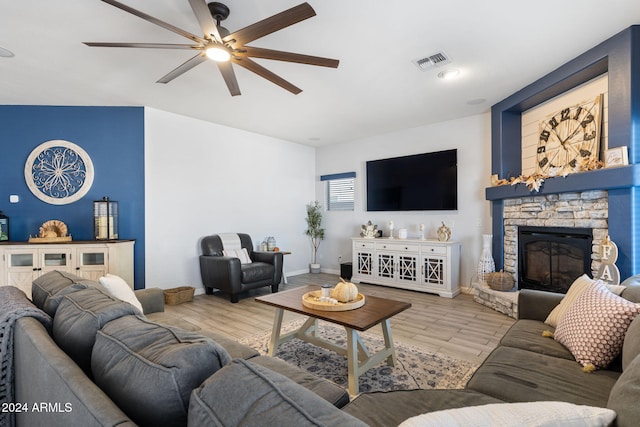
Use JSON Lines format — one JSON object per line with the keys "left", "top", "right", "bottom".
{"left": 366, "top": 149, "right": 457, "bottom": 211}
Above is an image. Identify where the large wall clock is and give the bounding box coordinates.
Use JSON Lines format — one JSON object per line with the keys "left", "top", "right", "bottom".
{"left": 24, "top": 140, "right": 95, "bottom": 205}
{"left": 536, "top": 94, "right": 603, "bottom": 175}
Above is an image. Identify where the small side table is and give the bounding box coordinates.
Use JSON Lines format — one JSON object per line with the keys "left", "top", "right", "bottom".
{"left": 278, "top": 251, "right": 292, "bottom": 284}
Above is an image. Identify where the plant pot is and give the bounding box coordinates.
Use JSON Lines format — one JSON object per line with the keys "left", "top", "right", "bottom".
{"left": 310, "top": 263, "right": 321, "bottom": 274}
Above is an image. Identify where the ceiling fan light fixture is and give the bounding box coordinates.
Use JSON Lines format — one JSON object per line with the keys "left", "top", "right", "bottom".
{"left": 205, "top": 45, "right": 231, "bottom": 62}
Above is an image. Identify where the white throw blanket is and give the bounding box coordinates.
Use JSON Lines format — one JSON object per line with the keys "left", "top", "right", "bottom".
{"left": 219, "top": 233, "right": 242, "bottom": 250}
{"left": 0, "top": 286, "right": 52, "bottom": 427}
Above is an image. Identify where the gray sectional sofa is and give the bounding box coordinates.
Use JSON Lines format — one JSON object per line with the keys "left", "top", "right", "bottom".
{"left": 9, "top": 270, "right": 640, "bottom": 426}
{"left": 11, "top": 270, "right": 363, "bottom": 427}
{"left": 343, "top": 281, "right": 640, "bottom": 426}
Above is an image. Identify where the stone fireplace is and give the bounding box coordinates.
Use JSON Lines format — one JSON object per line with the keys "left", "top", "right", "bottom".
{"left": 502, "top": 190, "right": 608, "bottom": 287}
{"left": 474, "top": 190, "right": 608, "bottom": 319}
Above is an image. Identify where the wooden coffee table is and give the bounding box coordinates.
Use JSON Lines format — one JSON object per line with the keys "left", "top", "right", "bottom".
{"left": 255, "top": 285, "right": 411, "bottom": 395}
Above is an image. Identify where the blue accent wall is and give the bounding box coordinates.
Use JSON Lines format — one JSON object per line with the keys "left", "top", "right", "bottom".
{"left": 0, "top": 106, "right": 146, "bottom": 288}
{"left": 487, "top": 25, "right": 640, "bottom": 279}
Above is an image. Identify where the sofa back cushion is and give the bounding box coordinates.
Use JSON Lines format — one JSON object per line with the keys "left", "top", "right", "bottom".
{"left": 92, "top": 315, "right": 232, "bottom": 427}
{"left": 188, "top": 359, "right": 367, "bottom": 427}
{"left": 32, "top": 270, "right": 104, "bottom": 317}
{"left": 53, "top": 287, "right": 141, "bottom": 375}
{"left": 607, "top": 353, "right": 640, "bottom": 427}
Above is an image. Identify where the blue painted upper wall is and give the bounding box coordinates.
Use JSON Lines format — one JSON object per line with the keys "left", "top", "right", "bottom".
{"left": 0, "top": 106, "right": 146, "bottom": 288}
{"left": 487, "top": 25, "right": 640, "bottom": 278}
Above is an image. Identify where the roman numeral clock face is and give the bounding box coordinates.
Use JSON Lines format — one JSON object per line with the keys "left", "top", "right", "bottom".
{"left": 536, "top": 94, "right": 602, "bottom": 175}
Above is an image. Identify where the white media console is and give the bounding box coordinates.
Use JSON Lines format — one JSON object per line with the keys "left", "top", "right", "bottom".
{"left": 351, "top": 237, "right": 461, "bottom": 298}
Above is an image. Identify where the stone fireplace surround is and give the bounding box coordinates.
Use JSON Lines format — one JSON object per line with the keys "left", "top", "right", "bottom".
{"left": 503, "top": 190, "right": 608, "bottom": 282}
{"left": 474, "top": 190, "right": 608, "bottom": 319}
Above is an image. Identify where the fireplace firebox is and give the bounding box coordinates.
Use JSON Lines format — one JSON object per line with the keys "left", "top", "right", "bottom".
{"left": 518, "top": 226, "right": 592, "bottom": 294}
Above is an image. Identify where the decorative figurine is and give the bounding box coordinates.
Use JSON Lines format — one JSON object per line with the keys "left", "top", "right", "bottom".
{"left": 437, "top": 221, "right": 451, "bottom": 242}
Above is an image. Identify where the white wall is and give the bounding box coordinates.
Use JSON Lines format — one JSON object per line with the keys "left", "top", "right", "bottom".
{"left": 315, "top": 113, "right": 493, "bottom": 291}
{"left": 144, "top": 108, "right": 316, "bottom": 292}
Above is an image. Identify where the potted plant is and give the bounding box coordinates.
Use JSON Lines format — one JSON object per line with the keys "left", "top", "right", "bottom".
{"left": 305, "top": 201, "right": 325, "bottom": 273}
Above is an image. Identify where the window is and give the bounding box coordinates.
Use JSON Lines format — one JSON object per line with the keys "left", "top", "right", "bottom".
{"left": 321, "top": 172, "right": 355, "bottom": 211}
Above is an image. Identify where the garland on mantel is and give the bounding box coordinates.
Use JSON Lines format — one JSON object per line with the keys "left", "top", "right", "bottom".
{"left": 491, "top": 158, "right": 605, "bottom": 193}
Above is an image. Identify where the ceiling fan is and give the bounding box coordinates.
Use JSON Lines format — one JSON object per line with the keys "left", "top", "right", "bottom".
{"left": 84, "top": 0, "right": 339, "bottom": 96}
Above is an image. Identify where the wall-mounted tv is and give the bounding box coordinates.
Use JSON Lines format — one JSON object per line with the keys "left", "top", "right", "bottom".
{"left": 366, "top": 149, "right": 457, "bottom": 211}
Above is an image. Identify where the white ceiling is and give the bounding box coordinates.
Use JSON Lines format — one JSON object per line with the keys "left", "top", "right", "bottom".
{"left": 2, "top": 1, "right": 639, "bottom": 146}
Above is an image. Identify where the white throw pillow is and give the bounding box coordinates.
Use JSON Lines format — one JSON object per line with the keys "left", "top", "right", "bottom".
{"left": 99, "top": 274, "right": 143, "bottom": 313}
{"left": 398, "top": 401, "right": 616, "bottom": 427}
{"left": 223, "top": 248, "right": 252, "bottom": 264}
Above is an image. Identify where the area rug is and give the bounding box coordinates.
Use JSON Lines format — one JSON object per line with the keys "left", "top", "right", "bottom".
{"left": 239, "top": 319, "right": 477, "bottom": 394}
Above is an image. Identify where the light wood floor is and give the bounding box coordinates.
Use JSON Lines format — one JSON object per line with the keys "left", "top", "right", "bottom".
{"left": 164, "top": 273, "right": 515, "bottom": 365}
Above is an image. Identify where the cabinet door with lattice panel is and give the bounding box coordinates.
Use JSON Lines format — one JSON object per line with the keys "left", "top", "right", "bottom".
{"left": 355, "top": 250, "right": 373, "bottom": 277}
{"left": 397, "top": 254, "right": 418, "bottom": 283}
{"left": 422, "top": 256, "right": 445, "bottom": 288}
{"left": 377, "top": 253, "right": 395, "bottom": 279}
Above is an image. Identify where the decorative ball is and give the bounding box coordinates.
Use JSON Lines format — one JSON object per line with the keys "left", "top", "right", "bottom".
{"left": 486, "top": 271, "right": 515, "bottom": 291}
{"left": 331, "top": 278, "right": 359, "bottom": 302}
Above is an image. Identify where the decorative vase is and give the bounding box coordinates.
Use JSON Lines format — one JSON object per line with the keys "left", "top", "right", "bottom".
{"left": 477, "top": 234, "right": 495, "bottom": 281}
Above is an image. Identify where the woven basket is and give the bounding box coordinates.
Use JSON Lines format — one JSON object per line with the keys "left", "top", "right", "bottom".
{"left": 164, "top": 286, "right": 195, "bottom": 305}
{"left": 486, "top": 271, "right": 515, "bottom": 291}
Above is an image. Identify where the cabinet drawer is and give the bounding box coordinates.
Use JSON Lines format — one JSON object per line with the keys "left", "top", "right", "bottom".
{"left": 422, "top": 245, "right": 447, "bottom": 255}
{"left": 375, "top": 242, "right": 420, "bottom": 252}
{"left": 354, "top": 241, "right": 375, "bottom": 250}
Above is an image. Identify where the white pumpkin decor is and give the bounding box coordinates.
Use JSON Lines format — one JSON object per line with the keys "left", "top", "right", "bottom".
{"left": 331, "top": 277, "right": 359, "bottom": 302}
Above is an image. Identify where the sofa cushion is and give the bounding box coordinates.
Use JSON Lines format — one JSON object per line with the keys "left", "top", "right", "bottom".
{"left": 92, "top": 315, "right": 232, "bottom": 427}
{"left": 607, "top": 354, "right": 640, "bottom": 427}
{"left": 554, "top": 280, "right": 640, "bottom": 369}
{"left": 53, "top": 287, "right": 141, "bottom": 375}
{"left": 466, "top": 346, "right": 619, "bottom": 407}
{"left": 250, "top": 355, "right": 350, "bottom": 408}
{"left": 241, "top": 262, "right": 273, "bottom": 283}
{"left": 98, "top": 273, "right": 143, "bottom": 312}
{"left": 622, "top": 315, "right": 640, "bottom": 370}
{"left": 31, "top": 270, "right": 79, "bottom": 308}
{"left": 498, "top": 319, "right": 573, "bottom": 360}
{"left": 398, "top": 401, "right": 616, "bottom": 427}
{"left": 344, "top": 390, "right": 503, "bottom": 427}
{"left": 188, "top": 359, "right": 367, "bottom": 427}
{"left": 32, "top": 270, "right": 103, "bottom": 317}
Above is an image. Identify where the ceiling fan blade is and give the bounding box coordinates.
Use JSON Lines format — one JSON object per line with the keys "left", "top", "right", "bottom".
{"left": 216, "top": 62, "right": 241, "bottom": 96}
{"left": 101, "top": 0, "right": 206, "bottom": 44}
{"left": 157, "top": 53, "right": 208, "bottom": 84}
{"left": 224, "top": 3, "right": 315, "bottom": 46}
{"left": 240, "top": 46, "right": 339, "bottom": 68}
{"left": 188, "top": 0, "right": 223, "bottom": 43}
{"left": 84, "top": 42, "right": 201, "bottom": 50}
{"left": 232, "top": 57, "right": 301, "bottom": 94}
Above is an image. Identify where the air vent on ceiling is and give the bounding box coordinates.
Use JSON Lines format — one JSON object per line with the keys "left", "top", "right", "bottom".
{"left": 413, "top": 51, "right": 451, "bottom": 71}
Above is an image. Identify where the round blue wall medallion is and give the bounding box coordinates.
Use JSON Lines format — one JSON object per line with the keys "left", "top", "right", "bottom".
{"left": 24, "top": 140, "right": 95, "bottom": 205}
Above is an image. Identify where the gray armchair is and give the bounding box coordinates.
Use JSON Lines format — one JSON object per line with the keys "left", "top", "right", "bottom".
{"left": 199, "top": 233, "right": 283, "bottom": 303}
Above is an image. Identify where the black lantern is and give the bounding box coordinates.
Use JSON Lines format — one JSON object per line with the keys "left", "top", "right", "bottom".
{"left": 0, "top": 211, "right": 8, "bottom": 241}
{"left": 93, "top": 197, "right": 119, "bottom": 240}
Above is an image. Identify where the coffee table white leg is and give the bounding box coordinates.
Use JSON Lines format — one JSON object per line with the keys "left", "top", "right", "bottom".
{"left": 346, "top": 327, "right": 359, "bottom": 395}
{"left": 267, "top": 308, "right": 285, "bottom": 356}
{"left": 380, "top": 318, "right": 397, "bottom": 366}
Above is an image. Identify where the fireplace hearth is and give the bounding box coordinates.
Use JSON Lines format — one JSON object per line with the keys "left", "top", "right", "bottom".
{"left": 518, "top": 226, "right": 592, "bottom": 294}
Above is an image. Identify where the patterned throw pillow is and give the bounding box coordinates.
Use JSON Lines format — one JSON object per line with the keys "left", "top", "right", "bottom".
{"left": 545, "top": 274, "right": 595, "bottom": 327}
{"left": 554, "top": 281, "right": 640, "bottom": 369}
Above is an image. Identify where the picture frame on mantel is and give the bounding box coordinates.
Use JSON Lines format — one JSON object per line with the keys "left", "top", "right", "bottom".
{"left": 605, "top": 146, "right": 628, "bottom": 168}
